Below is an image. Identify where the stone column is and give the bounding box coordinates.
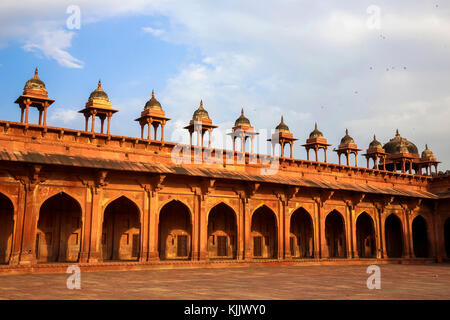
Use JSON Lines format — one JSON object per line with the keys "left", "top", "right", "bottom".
{"left": 88, "top": 186, "right": 102, "bottom": 263}
{"left": 140, "top": 187, "right": 150, "bottom": 262}
{"left": 283, "top": 200, "right": 291, "bottom": 260}
{"left": 9, "top": 184, "right": 26, "bottom": 265}
{"left": 148, "top": 191, "right": 159, "bottom": 261}
{"left": 18, "top": 183, "right": 38, "bottom": 265}
{"left": 346, "top": 204, "right": 353, "bottom": 258}
{"left": 199, "top": 195, "right": 208, "bottom": 261}
{"left": 313, "top": 200, "right": 321, "bottom": 258}
{"left": 244, "top": 198, "right": 252, "bottom": 259}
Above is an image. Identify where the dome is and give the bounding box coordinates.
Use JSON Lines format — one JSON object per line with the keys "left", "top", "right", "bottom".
{"left": 24, "top": 68, "right": 47, "bottom": 92}
{"left": 192, "top": 100, "right": 210, "bottom": 120}
{"left": 421, "top": 144, "right": 435, "bottom": 159}
{"left": 368, "top": 135, "right": 382, "bottom": 149}
{"left": 275, "top": 116, "right": 290, "bottom": 133}
{"left": 88, "top": 80, "right": 110, "bottom": 102}
{"left": 235, "top": 108, "right": 251, "bottom": 127}
{"left": 383, "top": 129, "right": 419, "bottom": 155}
{"left": 339, "top": 129, "right": 354, "bottom": 146}
{"left": 144, "top": 90, "right": 162, "bottom": 111}
{"left": 309, "top": 123, "right": 323, "bottom": 139}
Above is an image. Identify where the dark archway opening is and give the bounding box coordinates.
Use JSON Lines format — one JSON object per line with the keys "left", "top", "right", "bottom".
{"left": 251, "top": 206, "right": 277, "bottom": 259}
{"left": 356, "top": 212, "right": 376, "bottom": 258}
{"left": 385, "top": 214, "right": 403, "bottom": 258}
{"left": 37, "top": 193, "right": 82, "bottom": 263}
{"left": 445, "top": 219, "right": 450, "bottom": 258}
{"left": 102, "top": 196, "right": 141, "bottom": 261}
{"left": 207, "top": 203, "right": 237, "bottom": 259}
{"left": 158, "top": 200, "right": 192, "bottom": 260}
{"left": 325, "top": 210, "right": 346, "bottom": 258}
{"left": 290, "top": 208, "right": 314, "bottom": 258}
{"left": 412, "top": 216, "right": 429, "bottom": 258}
{"left": 0, "top": 193, "right": 14, "bottom": 264}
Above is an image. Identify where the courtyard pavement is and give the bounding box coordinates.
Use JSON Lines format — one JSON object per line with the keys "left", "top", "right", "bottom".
{"left": 0, "top": 264, "right": 449, "bottom": 300}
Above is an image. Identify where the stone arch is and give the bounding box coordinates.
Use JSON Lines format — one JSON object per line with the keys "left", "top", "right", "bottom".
{"left": 251, "top": 205, "right": 278, "bottom": 258}
{"left": 325, "top": 210, "right": 346, "bottom": 258}
{"left": 101, "top": 196, "right": 141, "bottom": 261}
{"left": 158, "top": 200, "right": 192, "bottom": 260}
{"left": 36, "top": 192, "right": 82, "bottom": 263}
{"left": 289, "top": 207, "right": 314, "bottom": 258}
{"left": 158, "top": 198, "right": 194, "bottom": 224}
{"left": 445, "top": 218, "right": 450, "bottom": 258}
{"left": 38, "top": 189, "right": 82, "bottom": 211}
{"left": 0, "top": 192, "right": 14, "bottom": 264}
{"left": 356, "top": 212, "right": 376, "bottom": 258}
{"left": 207, "top": 202, "right": 237, "bottom": 259}
{"left": 102, "top": 194, "right": 142, "bottom": 222}
{"left": 385, "top": 214, "right": 403, "bottom": 258}
{"left": 412, "top": 215, "right": 429, "bottom": 258}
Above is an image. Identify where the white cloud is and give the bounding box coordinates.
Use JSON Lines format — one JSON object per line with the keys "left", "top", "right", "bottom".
{"left": 23, "top": 28, "right": 84, "bottom": 68}
{"left": 49, "top": 108, "right": 79, "bottom": 124}
{"left": 142, "top": 26, "right": 164, "bottom": 37}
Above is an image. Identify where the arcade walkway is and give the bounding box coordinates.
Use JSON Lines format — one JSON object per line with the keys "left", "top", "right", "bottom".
{"left": 0, "top": 264, "right": 449, "bottom": 299}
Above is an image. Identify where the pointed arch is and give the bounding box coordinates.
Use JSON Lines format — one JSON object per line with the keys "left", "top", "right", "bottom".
{"left": 251, "top": 204, "right": 278, "bottom": 258}
{"left": 207, "top": 202, "right": 237, "bottom": 259}
{"left": 158, "top": 200, "right": 192, "bottom": 260}
{"left": 412, "top": 215, "right": 429, "bottom": 258}
{"left": 325, "top": 210, "right": 346, "bottom": 258}
{"left": 385, "top": 214, "right": 403, "bottom": 258}
{"left": 356, "top": 212, "right": 376, "bottom": 258}
{"left": 0, "top": 192, "right": 14, "bottom": 264}
{"left": 289, "top": 207, "right": 314, "bottom": 258}
{"left": 102, "top": 196, "right": 141, "bottom": 261}
{"left": 37, "top": 192, "right": 82, "bottom": 263}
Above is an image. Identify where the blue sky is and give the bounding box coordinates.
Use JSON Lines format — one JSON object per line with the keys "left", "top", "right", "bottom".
{"left": 0, "top": 1, "right": 449, "bottom": 170}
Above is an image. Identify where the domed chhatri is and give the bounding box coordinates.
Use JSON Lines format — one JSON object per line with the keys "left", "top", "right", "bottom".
{"left": 339, "top": 129, "right": 355, "bottom": 147}
{"left": 421, "top": 144, "right": 436, "bottom": 160}
{"left": 135, "top": 90, "right": 170, "bottom": 141}
{"left": 78, "top": 80, "right": 118, "bottom": 135}
{"left": 23, "top": 68, "right": 47, "bottom": 94}
{"left": 368, "top": 135, "right": 382, "bottom": 149}
{"left": 383, "top": 129, "right": 419, "bottom": 155}
{"left": 234, "top": 108, "right": 251, "bottom": 127}
{"left": 275, "top": 116, "right": 290, "bottom": 133}
{"left": 363, "top": 135, "right": 386, "bottom": 170}
{"left": 229, "top": 108, "right": 259, "bottom": 153}
{"left": 268, "top": 116, "right": 298, "bottom": 158}
{"left": 334, "top": 129, "right": 361, "bottom": 167}
{"left": 419, "top": 144, "right": 440, "bottom": 175}
{"left": 192, "top": 100, "right": 210, "bottom": 121}
{"left": 184, "top": 100, "right": 217, "bottom": 147}
{"left": 88, "top": 80, "right": 110, "bottom": 104}
{"left": 302, "top": 123, "right": 331, "bottom": 162}
{"left": 309, "top": 123, "right": 323, "bottom": 139}
{"left": 15, "top": 68, "right": 55, "bottom": 126}
{"left": 144, "top": 90, "right": 163, "bottom": 111}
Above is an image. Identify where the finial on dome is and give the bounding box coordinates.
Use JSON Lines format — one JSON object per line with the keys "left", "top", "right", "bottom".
{"left": 425, "top": 144, "right": 429, "bottom": 150}
{"left": 315, "top": 122, "right": 318, "bottom": 130}
{"left": 281, "top": 115, "right": 284, "bottom": 122}
{"left": 34, "top": 68, "right": 38, "bottom": 77}
{"left": 396, "top": 129, "right": 400, "bottom": 136}
{"left": 200, "top": 100, "right": 203, "bottom": 108}
{"left": 345, "top": 128, "right": 349, "bottom": 135}
{"left": 98, "top": 80, "right": 102, "bottom": 88}
{"left": 373, "top": 134, "right": 376, "bottom": 140}
{"left": 241, "top": 108, "right": 244, "bottom": 115}
{"left": 152, "top": 89, "right": 155, "bottom": 98}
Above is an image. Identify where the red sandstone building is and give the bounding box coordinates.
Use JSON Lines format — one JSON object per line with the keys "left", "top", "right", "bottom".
{"left": 0, "top": 69, "right": 449, "bottom": 271}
